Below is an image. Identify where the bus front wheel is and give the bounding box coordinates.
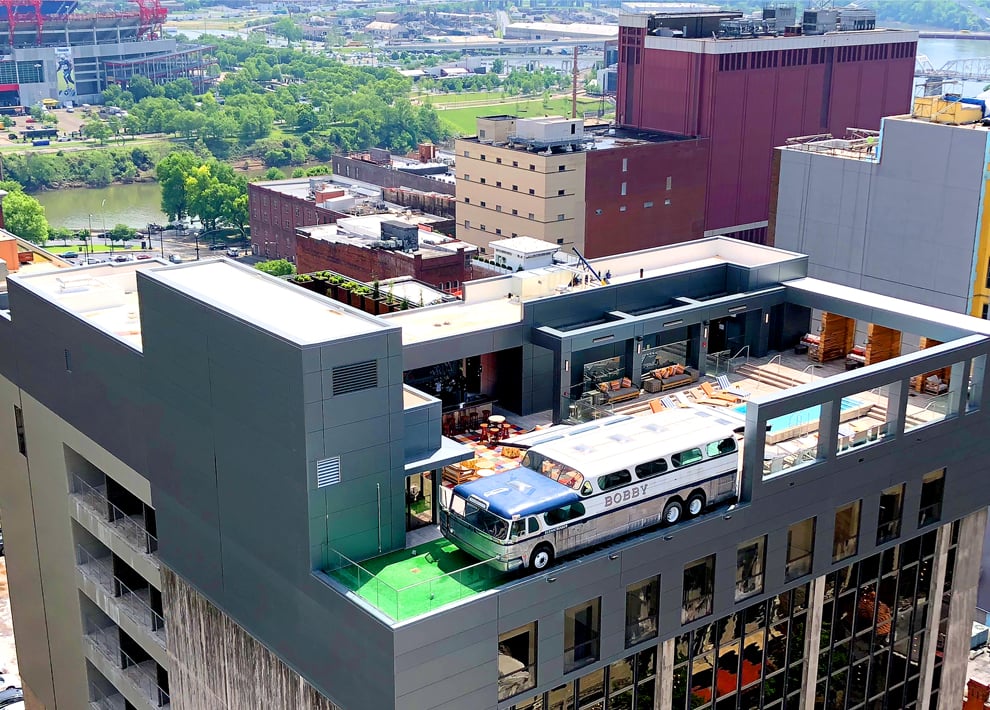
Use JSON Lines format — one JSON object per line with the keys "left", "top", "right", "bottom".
{"left": 530, "top": 544, "right": 555, "bottom": 571}
{"left": 662, "top": 500, "right": 683, "bottom": 525}
{"left": 687, "top": 492, "right": 706, "bottom": 517}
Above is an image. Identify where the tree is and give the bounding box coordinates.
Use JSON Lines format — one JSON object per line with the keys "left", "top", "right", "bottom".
{"left": 221, "top": 192, "right": 249, "bottom": 238}
{"left": 82, "top": 118, "right": 112, "bottom": 145}
{"left": 108, "top": 223, "right": 138, "bottom": 242}
{"left": 128, "top": 75, "right": 164, "bottom": 102}
{"left": 273, "top": 17, "right": 302, "bottom": 46}
{"left": 3, "top": 190, "right": 49, "bottom": 244}
{"left": 156, "top": 150, "right": 200, "bottom": 221}
{"left": 263, "top": 167, "right": 286, "bottom": 180}
{"left": 492, "top": 58, "right": 504, "bottom": 74}
{"left": 255, "top": 259, "right": 295, "bottom": 277}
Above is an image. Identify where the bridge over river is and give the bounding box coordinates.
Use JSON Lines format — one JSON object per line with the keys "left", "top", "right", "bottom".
{"left": 916, "top": 54, "right": 990, "bottom": 83}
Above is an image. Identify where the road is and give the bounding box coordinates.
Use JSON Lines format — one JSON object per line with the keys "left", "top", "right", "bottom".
{"left": 64, "top": 228, "right": 249, "bottom": 266}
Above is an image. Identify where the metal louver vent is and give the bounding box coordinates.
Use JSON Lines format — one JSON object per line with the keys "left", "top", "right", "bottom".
{"left": 316, "top": 457, "right": 341, "bottom": 488}
{"left": 332, "top": 360, "right": 378, "bottom": 396}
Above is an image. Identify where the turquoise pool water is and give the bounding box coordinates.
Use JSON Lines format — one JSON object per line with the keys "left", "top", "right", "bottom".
{"left": 735, "top": 397, "right": 866, "bottom": 433}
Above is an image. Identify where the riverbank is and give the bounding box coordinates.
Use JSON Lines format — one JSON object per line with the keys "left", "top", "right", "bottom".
{"left": 920, "top": 31, "right": 990, "bottom": 40}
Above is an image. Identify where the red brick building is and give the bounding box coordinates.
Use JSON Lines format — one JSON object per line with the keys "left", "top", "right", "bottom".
{"left": 248, "top": 178, "right": 347, "bottom": 261}
{"left": 295, "top": 221, "right": 479, "bottom": 292}
{"left": 617, "top": 7, "right": 917, "bottom": 242}
{"left": 582, "top": 132, "right": 709, "bottom": 258}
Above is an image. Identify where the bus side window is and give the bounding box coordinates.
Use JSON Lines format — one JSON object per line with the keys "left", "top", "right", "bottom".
{"left": 545, "top": 502, "right": 586, "bottom": 526}
{"left": 671, "top": 448, "right": 703, "bottom": 467}
{"left": 528, "top": 517, "right": 540, "bottom": 534}
{"left": 635, "top": 459, "right": 668, "bottom": 479}
{"left": 510, "top": 520, "right": 527, "bottom": 539}
{"left": 705, "top": 438, "right": 737, "bottom": 458}
{"left": 597, "top": 470, "right": 632, "bottom": 491}
{"left": 581, "top": 481, "right": 594, "bottom": 497}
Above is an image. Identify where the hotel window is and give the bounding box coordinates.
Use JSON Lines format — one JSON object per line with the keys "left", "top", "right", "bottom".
{"left": 833, "top": 500, "right": 861, "bottom": 562}
{"left": 664, "top": 199, "right": 671, "bottom": 206}
{"left": 512, "top": 185, "right": 519, "bottom": 191}
{"left": 557, "top": 214, "right": 565, "bottom": 221}
{"left": 463, "top": 197, "right": 470, "bottom": 203}
{"left": 625, "top": 576, "right": 659, "bottom": 647}
{"left": 480, "top": 225, "right": 486, "bottom": 231}
{"left": 619, "top": 206, "right": 627, "bottom": 212}
{"left": 496, "top": 205, "right": 502, "bottom": 212}
{"left": 498, "top": 622, "right": 537, "bottom": 701}
{"left": 564, "top": 598, "right": 601, "bottom": 673}
{"left": 481, "top": 154, "right": 487, "bottom": 161}
{"left": 785, "top": 517, "right": 815, "bottom": 581}
{"left": 530, "top": 164, "right": 536, "bottom": 171}
{"left": 621, "top": 182, "right": 627, "bottom": 196}
{"left": 666, "top": 176, "right": 672, "bottom": 190}
{"left": 877, "top": 484, "right": 905, "bottom": 544}
{"left": 622, "top": 157, "right": 628, "bottom": 172}
{"left": 495, "top": 228, "right": 502, "bottom": 235}
{"left": 682, "top": 555, "right": 715, "bottom": 623}
{"left": 513, "top": 161, "right": 519, "bottom": 167}
{"left": 464, "top": 220, "right": 470, "bottom": 228}
{"left": 919, "top": 468, "right": 946, "bottom": 527}
{"left": 735, "top": 536, "right": 766, "bottom": 601}
{"left": 496, "top": 181, "right": 502, "bottom": 188}
{"left": 480, "top": 201, "right": 486, "bottom": 207}
{"left": 558, "top": 189, "right": 565, "bottom": 196}
{"left": 644, "top": 201, "right": 653, "bottom": 208}
{"left": 512, "top": 209, "right": 518, "bottom": 215}
{"left": 496, "top": 157, "right": 502, "bottom": 164}
{"left": 464, "top": 174, "right": 470, "bottom": 181}
{"left": 480, "top": 178, "right": 486, "bottom": 184}
{"left": 559, "top": 165, "right": 566, "bottom": 172}
{"left": 529, "top": 188, "right": 535, "bottom": 195}
{"left": 557, "top": 238, "right": 564, "bottom": 244}
{"left": 463, "top": 150, "right": 470, "bottom": 157}
{"left": 528, "top": 213, "right": 535, "bottom": 220}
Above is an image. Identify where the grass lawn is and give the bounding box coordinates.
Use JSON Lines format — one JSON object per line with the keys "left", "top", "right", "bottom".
{"left": 329, "top": 538, "right": 508, "bottom": 620}
{"left": 439, "top": 96, "right": 611, "bottom": 136}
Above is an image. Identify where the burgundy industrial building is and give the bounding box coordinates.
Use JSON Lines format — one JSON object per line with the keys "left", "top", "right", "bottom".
{"left": 616, "top": 5, "right": 917, "bottom": 244}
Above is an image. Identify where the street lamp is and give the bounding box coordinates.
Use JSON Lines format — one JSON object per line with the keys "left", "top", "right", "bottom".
{"left": 86, "top": 213, "right": 93, "bottom": 263}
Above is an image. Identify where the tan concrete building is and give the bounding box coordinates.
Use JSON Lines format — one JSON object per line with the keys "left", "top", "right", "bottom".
{"left": 454, "top": 115, "right": 711, "bottom": 258}
{"left": 456, "top": 116, "right": 588, "bottom": 253}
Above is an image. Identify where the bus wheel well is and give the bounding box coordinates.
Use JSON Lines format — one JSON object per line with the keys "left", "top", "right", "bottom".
{"left": 530, "top": 543, "right": 555, "bottom": 571}
{"left": 662, "top": 498, "right": 683, "bottom": 525}
{"left": 687, "top": 490, "right": 707, "bottom": 516}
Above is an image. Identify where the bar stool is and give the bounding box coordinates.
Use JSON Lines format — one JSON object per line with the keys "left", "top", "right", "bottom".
{"left": 500, "top": 422, "right": 512, "bottom": 441}
{"left": 467, "top": 410, "right": 479, "bottom": 431}
{"left": 442, "top": 414, "right": 455, "bottom": 437}
{"left": 479, "top": 422, "right": 490, "bottom": 444}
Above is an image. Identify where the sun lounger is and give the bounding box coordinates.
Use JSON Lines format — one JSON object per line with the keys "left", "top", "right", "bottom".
{"left": 673, "top": 393, "right": 693, "bottom": 407}
{"left": 716, "top": 374, "right": 751, "bottom": 398}
{"left": 661, "top": 396, "right": 677, "bottom": 409}
{"left": 649, "top": 399, "right": 666, "bottom": 413}
{"left": 701, "top": 381, "right": 742, "bottom": 403}
{"left": 696, "top": 397, "right": 735, "bottom": 408}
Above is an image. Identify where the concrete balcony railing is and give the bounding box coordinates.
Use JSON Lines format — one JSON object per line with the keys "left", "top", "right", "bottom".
{"left": 70, "top": 475, "right": 160, "bottom": 582}
{"left": 83, "top": 626, "right": 170, "bottom": 709}
{"left": 76, "top": 546, "right": 167, "bottom": 648}
{"left": 89, "top": 681, "right": 128, "bottom": 710}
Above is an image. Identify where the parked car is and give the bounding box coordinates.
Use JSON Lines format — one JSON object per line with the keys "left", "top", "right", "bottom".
{"left": 0, "top": 687, "right": 23, "bottom": 707}
{"left": 113, "top": 255, "right": 129, "bottom": 263}
{"left": 168, "top": 254, "right": 183, "bottom": 264}
{"left": 136, "top": 254, "right": 152, "bottom": 260}
{"left": 61, "top": 251, "right": 78, "bottom": 259}
{"left": 226, "top": 248, "right": 240, "bottom": 258}
{"left": 208, "top": 244, "right": 224, "bottom": 251}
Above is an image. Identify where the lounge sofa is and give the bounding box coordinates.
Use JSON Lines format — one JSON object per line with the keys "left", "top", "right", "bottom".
{"left": 643, "top": 364, "right": 699, "bottom": 393}
{"left": 596, "top": 377, "right": 641, "bottom": 403}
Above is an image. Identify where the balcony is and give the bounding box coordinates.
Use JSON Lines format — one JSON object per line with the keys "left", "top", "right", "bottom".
{"left": 84, "top": 626, "right": 170, "bottom": 709}
{"left": 89, "top": 681, "right": 128, "bottom": 710}
{"left": 71, "top": 474, "right": 160, "bottom": 583}
{"left": 76, "top": 546, "right": 167, "bottom": 657}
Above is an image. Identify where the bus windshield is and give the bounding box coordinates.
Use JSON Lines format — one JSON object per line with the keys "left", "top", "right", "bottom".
{"left": 452, "top": 496, "right": 510, "bottom": 540}
{"left": 521, "top": 450, "right": 585, "bottom": 491}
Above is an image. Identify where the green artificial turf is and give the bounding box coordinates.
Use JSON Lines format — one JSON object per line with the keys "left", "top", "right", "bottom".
{"left": 330, "top": 538, "right": 507, "bottom": 620}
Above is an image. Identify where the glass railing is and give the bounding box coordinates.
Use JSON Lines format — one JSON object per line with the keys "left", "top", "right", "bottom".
{"left": 72, "top": 475, "right": 158, "bottom": 556}
{"left": 77, "top": 545, "right": 166, "bottom": 640}
{"left": 322, "top": 544, "right": 503, "bottom": 622}
{"left": 88, "top": 681, "right": 128, "bottom": 710}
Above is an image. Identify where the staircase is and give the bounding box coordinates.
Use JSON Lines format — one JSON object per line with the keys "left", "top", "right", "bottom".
{"left": 734, "top": 363, "right": 809, "bottom": 390}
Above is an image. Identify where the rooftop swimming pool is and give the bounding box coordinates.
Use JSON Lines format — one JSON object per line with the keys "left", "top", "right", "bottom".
{"left": 735, "top": 397, "right": 866, "bottom": 433}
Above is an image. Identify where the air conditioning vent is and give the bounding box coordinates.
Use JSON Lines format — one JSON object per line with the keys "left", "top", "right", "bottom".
{"left": 332, "top": 360, "right": 378, "bottom": 396}
{"left": 316, "top": 456, "right": 341, "bottom": 488}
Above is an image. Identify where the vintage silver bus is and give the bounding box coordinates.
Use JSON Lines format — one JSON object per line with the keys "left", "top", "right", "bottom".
{"left": 440, "top": 409, "right": 741, "bottom": 571}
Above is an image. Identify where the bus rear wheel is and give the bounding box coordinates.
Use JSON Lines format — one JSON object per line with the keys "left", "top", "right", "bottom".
{"left": 530, "top": 544, "right": 554, "bottom": 571}
{"left": 662, "top": 500, "right": 683, "bottom": 525}
{"left": 687, "top": 492, "right": 706, "bottom": 517}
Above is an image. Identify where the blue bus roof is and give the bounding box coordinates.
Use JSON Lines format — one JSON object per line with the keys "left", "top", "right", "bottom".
{"left": 453, "top": 467, "right": 580, "bottom": 520}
